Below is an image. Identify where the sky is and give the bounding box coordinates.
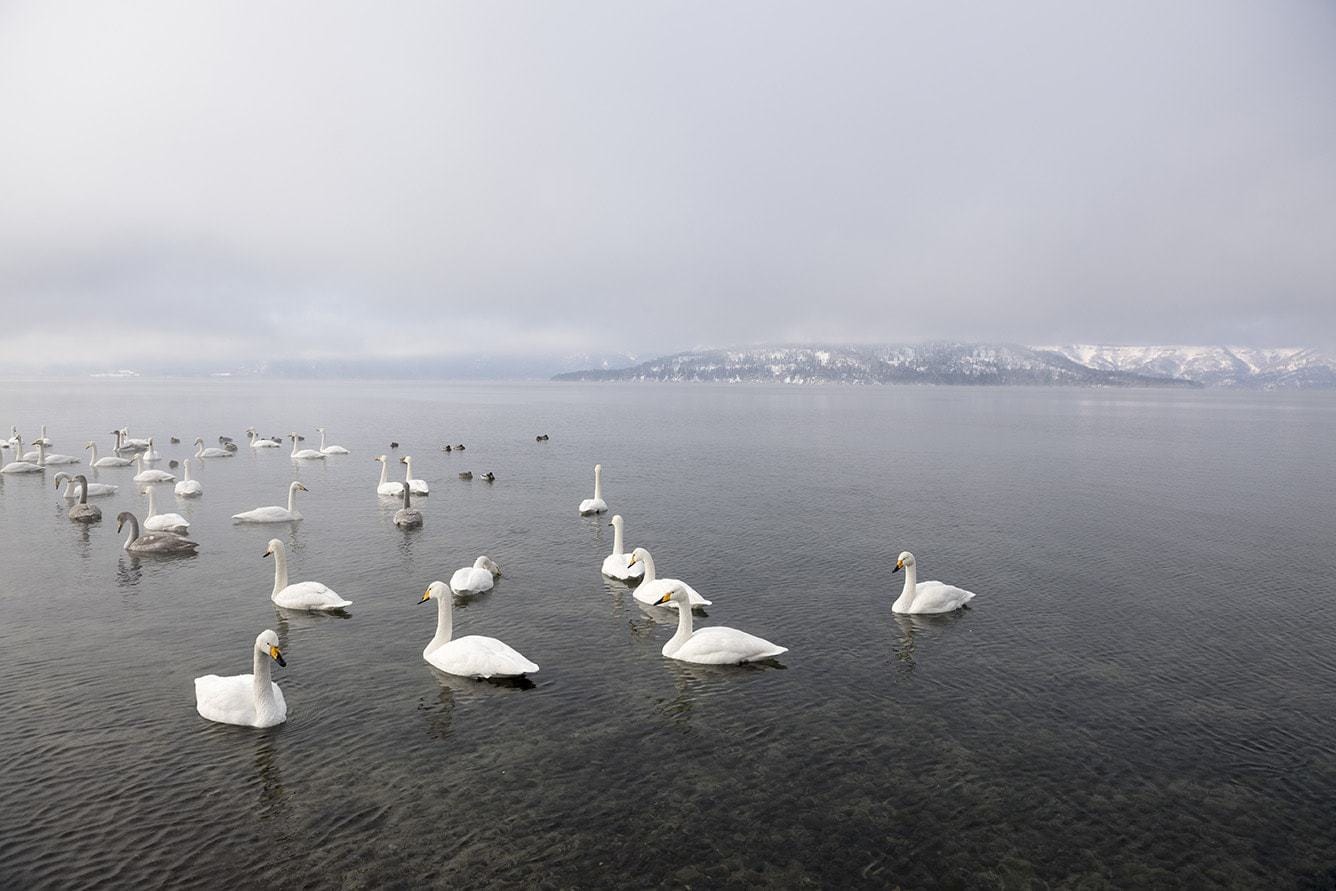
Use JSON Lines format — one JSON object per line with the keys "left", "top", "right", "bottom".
{"left": 1, "top": 0, "right": 1333, "bottom": 372}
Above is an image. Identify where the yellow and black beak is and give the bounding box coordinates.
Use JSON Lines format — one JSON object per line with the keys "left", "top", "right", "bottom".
{"left": 627, "top": 553, "right": 640, "bottom": 566}
{"left": 269, "top": 646, "right": 286, "bottom": 667}
{"left": 418, "top": 589, "right": 431, "bottom": 604}
{"left": 655, "top": 593, "right": 672, "bottom": 606}
{"left": 892, "top": 559, "right": 903, "bottom": 574}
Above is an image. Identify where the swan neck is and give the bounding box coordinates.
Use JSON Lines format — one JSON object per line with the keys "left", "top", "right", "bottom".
{"left": 77, "top": 478, "right": 88, "bottom": 504}
{"left": 271, "top": 546, "right": 289, "bottom": 596}
{"left": 640, "top": 552, "right": 656, "bottom": 583}
{"left": 378, "top": 459, "right": 388, "bottom": 485}
{"left": 429, "top": 594, "right": 454, "bottom": 651}
{"left": 895, "top": 563, "right": 918, "bottom": 609}
{"left": 403, "top": 458, "right": 413, "bottom": 481}
{"left": 669, "top": 596, "right": 694, "bottom": 649}
{"left": 319, "top": 429, "right": 327, "bottom": 449}
{"left": 593, "top": 466, "right": 602, "bottom": 501}
{"left": 252, "top": 647, "right": 276, "bottom": 712}
{"left": 183, "top": 460, "right": 192, "bottom": 482}
{"left": 146, "top": 486, "right": 157, "bottom": 517}
{"left": 89, "top": 443, "right": 98, "bottom": 462}
{"left": 612, "top": 521, "right": 624, "bottom": 555}
{"left": 287, "top": 484, "right": 298, "bottom": 513}
{"left": 123, "top": 515, "right": 139, "bottom": 548}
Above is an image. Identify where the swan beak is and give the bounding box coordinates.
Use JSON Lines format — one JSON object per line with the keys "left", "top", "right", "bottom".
{"left": 418, "top": 590, "right": 431, "bottom": 604}
{"left": 269, "top": 646, "right": 286, "bottom": 667}
{"left": 263, "top": 549, "right": 272, "bottom": 558}
{"left": 892, "top": 560, "right": 903, "bottom": 573}
{"left": 655, "top": 593, "right": 672, "bottom": 605}
{"left": 627, "top": 554, "right": 639, "bottom": 566}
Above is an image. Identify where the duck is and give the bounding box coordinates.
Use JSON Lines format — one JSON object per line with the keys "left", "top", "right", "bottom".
{"left": 449, "top": 556, "right": 501, "bottom": 595}
{"left": 394, "top": 485, "right": 423, "bottom": 528}
{"left": 891, "top": 551, "right": 977, "bottom": 614}
{"left": 195, "top": 437, "right": 233, "bottom": 459}
{"left": 193, "top": 630, "right": 287, "bottom": 728}
{"left": 169, "top": 436, "right": 181, "bottom": 445}
{"left": 233, "top": 481, "right": 307, "bottom": 523}
{"left": 66, "top": 475, "right": 102, "bottom": 523}
{"left": 316, "top": 427, "right": 349, "bottom": 455}
{"left": 602, "top": 515, "right": 645, "bottom": 582}
{"left": 442, "top": 444, "right": 452, "bottom": 452}
{"left": 652, "top": 582, "right": 786, "bottom": 664}
{"left": 1, "top": 436, "right": 44, "bottom": 474}
{"left": 54, "top": 471, "right": 117, "bottom": 497}
{"left": 142, "top": 485, "right": 190, "bottom": 534}
{"left": 578, "top": 463, "right": 608, "bottom": 515}
{"left": 132, "top": 454, "right": 175, "bottom": 483}
{"left": 174, "top": 459, "right": 203, "bottom": 497}
{"left": 289, "top": 433, "right": 325, "bottom": 460}
{"left": 458, "top": 471, "right": 473, "bottom": 480}
{"left": 374, "top": 455, "right": 406, "bottom": 497}
{"left": 482, "top": 472, "right": 496, "bottom": 482}
{"left": 86, "top": 441, "right": 132, "bottom": 467}
{"left": 116, "top": 511, "right": 199, "bottom": 554}
{"left": 400, "top": 456, "right": 429, "bottom": 495}
{"left": 419, "top": 581, "right": 537, "bottom": 678}
{"left": 264, "top": 539, "right": 351, "bottom": 610}
{"left": 628, "top": 548, "right": 711, "bottom": 609}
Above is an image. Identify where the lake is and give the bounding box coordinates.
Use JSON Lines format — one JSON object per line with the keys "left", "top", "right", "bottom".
{"left": 2, "top": 379, "right": 1335, "bottom": 888}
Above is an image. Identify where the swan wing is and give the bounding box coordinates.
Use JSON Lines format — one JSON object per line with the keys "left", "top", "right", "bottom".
{"left": 909, "top": 580, "right": 976, "bottom": 614}
{"left": 274, "top": 581, "right": 351, "bottom": 611}
{"left": 232, "top": 506, "right": 293, "bottom": 523}
{"left": 194, "top": 675, "right": 286, "bottom": 727}
{"left": 601, "top": 553, "right": 646, "bottom": 581}
{"left": 670, "top": 627, "right": 787, "bottom": 664}
{"left": 578, "top": 498, "right": 607, "bottom": 515}
{"left": 633, "top": 578, "right": 711, "bottom": 608}
{"left": 449, "top": 567, "right": 493, "bottom": 594}
{"left": 427, "top": 635, "right": 538, "bottom": 678}
{"left": 378, "top": 481, "right": 406, "bottom": 496}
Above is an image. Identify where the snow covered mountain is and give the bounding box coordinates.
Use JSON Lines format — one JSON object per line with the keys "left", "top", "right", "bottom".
{"left": 556, "top": 344, "right": 1336, "bottom": 388}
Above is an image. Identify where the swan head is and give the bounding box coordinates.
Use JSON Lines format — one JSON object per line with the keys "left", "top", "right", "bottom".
{"left": 420, "top": 580, "right": 449, "bottom": 604}
{"left": 400, "top": 455, "right": 411, "bottom": 464}
{"left": 609, "top": 514, "right": 622, "bottom": 528}
{"left": 375, "top": 454, "right": 387, "bottom": 463}
{"left": 53, "top": 472, "right": 72, "bottom": 487}
{"left": 254, "top": 630, "right": 286, "bottom": 667}
{"left": 290, "top": 481, "right": 309, "bottom": 493}
{"left": 893, "top": 551, "right": 916, "bottom": 573}
{"left": 653, "top": 582, "right": 689, "bottom": 607}
{"left": 627, "top": 547, "right": 650, "bottom": 566}
{"left": 115, "top": 511, "right": 136, "bottom": 532}
{"left": 262, "top": 539, "right": 284, "bottom": 559}
{"left": 473, "top": 555, "right": 501, "bottom": 576}
{"left": 194, "top": 437, "right": 204, "bottom": 446}
{"left": 84, "top": 441, "right": 94, "bottom": 449}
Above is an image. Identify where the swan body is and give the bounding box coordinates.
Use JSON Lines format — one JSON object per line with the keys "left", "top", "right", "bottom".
{"left": 233, "top": 481, "right": 307, "bottom": 522}
{"left": 194, "top": 630, "right": 287, "bottom": 728}
{"left": 194, "top": 437, "right": 232, "bottom": 459}
{"left": 394, "top": 485, "right": 423, "bottom": 528}
{"left": 317, "top": 427, "right": 349, "bottom": 455}
{"left": 420, "top": 581, "right": 537, "bottom": 678}
{"left": 86, "top": 441, "right": 132, "bottom": 467}
{"left": 142, "top": 485, "right": 190, "bottom": 533}
{"left": 578, "top": 463, "right": 608, "bottom": 514}
{"left": 289, "top": 433, "right": 325, "bottom": 460}
{"left": 140, "top": 437, "right": 161, "bottom": 462}
{"left": 375, "top": 455, "right": 406, "bottom": 497}
{"left": 54, "top": 471, "right": 117, "bottom": 497}
{"left": 401, "top": 456, "right": 428, "bottom": 495}
{"left": 175, "top": 459, "right": 203, "bottom": 497}
{"left": 248, "top": 428, "right": 281, "bottom": 448}
{"left": 654, "top": 583, "right": 786, "bottom": 664}
{"left": 602, "top": 514, "right": 645, "bottom": 581}
{"left": 132, "top": 454, "right": 175, "bottom": 483}
{"left": 66, "top": 475, "right": 102, "bottom": 523}
{"left": 120, "top": 429, "right": 151, "bottom": 450}
{"left": 449, "top": 556, "right": 501, "bottom": 595}
{"left": 116, "top": 511, "right": 199, "bottom": 554}
{"left": 891, "top": 551, "right": 977, "bottom": 614}
{"left": 628, "top": 548, "right": 711, "bottom": 609}
{"left": 265, "top": 539, "right": 351, "bottom": 610}
{"left": 33, "top": 442, "right": 78, "bottom": 465}
{"left": 1, "top": 437, "right": 43, "bottom": 474}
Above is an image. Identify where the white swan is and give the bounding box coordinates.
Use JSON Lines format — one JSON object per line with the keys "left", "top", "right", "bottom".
{"left": 400, "top": 456, "right": 428, "bottom": 495}
{"left": 578, "top": 463, "right": 608, "bottom": 515}
{"left": 248, "top": 428, "right": 281, "bottom": 448}
{"left": 140, "top": 437, "right": 161, "bottom": 462}
{"left": 317, "top": 427, "right": 349, "bottom": 455}
{"left": 120, "top": 428, "right": 151, "bottom": 449}
{"left": 419, "top": 581, "right": 537, "bottom": 678}
{"left": 394, "top": 484, "right": 423, "bottom": 528}
{"left": 86, "top": 441, "right": 132, "bottom": 467}
{"left": 175, "top": 459, "right": 203, "bottom": 497}
{"left": 233, "top": 481, "right": 307, "bottom": 523}
{"left": 54, "top": 471, "right": 117, "bottom": 497}
{"left": 374, "top": 455, "right": 406, "bottom": 497}
{"left": 602, "top": 514, "right": 645, "bottom": 582}
{"left": 66, "top": 475, "right": 102, "bottom": 523}
{"left": 449, "top": 556, "right": 501, "bottom": 595}
{"left": 33, "top": 424, "right": 52, "bottom": 447}
{"left": 194, "top": 630, "right": 288, "bottom": 728}
{"left": 1, "top": 436, "right": 44, "bottom": 474}
{"left": 116, "top": 511, "right": 199, "bottom": 554}
{"left": 132, "top": 454, "right": 175, "bottom": 483}
{"left": 891, "top": 551, "right": 977, "bottom": 614}
{"left": 142, "top": 485, "right": 189, "bottom": 534}
{"left": 653, "top": 583, "right": 787, "bottom": 664}
{"left": 289, "top": 433, "right": 325, "bottom": 460}
{"left": 628, "top": 548, "right": 711, "bottom": 609}
{"left": 3, "top": 426, "right": 17, "bottom": 447}
{"left": 194, "top": 436, "right": 232, "bottom": 459}
{"left": 32, "top": 442, "right": 78, "bottom": 465}
{"left": 264, "top": 539, "right": 351, "bottom": 610}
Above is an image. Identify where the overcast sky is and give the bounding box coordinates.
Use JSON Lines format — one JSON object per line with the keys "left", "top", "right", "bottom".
{"left": 1, "top": 0, "right": 1333, "bottom": 370}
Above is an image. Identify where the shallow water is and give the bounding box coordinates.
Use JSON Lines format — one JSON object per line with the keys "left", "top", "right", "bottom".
{"left": 2, "top": 380, "right": 1335, "bottom": 888}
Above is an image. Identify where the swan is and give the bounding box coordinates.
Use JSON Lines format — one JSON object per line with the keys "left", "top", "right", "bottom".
{"left": 53, "top": 471, "right": 117, "bottom": 497}
{"left": 578, "top": 463, "right": 608, "bottom": 515}
{"left": 400, "top": 456, "right": 428, "bottom": 495}
{"left": 120, "top": 428, "right": 151, "bottom": 449}
{"left": 33, "top": 424, "right": 52, "bottom": 447}
{"left": 374, "top": 455, "right": 406, "bottom": 497}
{"left": 289, "top": 433, "right": 325, "bottom": 460}
{"left": 394, "top": 484, "right": 423, "bottom": 528}
{"left": 132, "top": 454, "right": 175, "bottom": 483}
{"left": 66, "top": 475, "right": 102, "bottom": 523}
{"left": 32, "top": 442, "right": 78, "bottom": 465}
{"left": 627, "top": 548, "right": 711, "bottom": 609}
{"left": 194, "top": 630, "right": 287, "bottom": 728}
{"left": 419, "top": 581, "right": 538, "bottom": 678}
{"left": 142, "top": 485, "right": 190, "bottom": 534}
{"left": 86, "top": 441, "right": 132, "bottom": 467}
{"left": 891, "top": 551, "right": 977, "bottom": 614}
{"left": 175, "top": 459, "right": 203, "bottom": 497}
{"left": 1, "top": 436, "right": 44, "bottom": 474}
{"left": 264, "top": 539, "right": 351, "bottom": 610}
{"left": 3, "top": 426, "right": 17, "bottom": 447}
{"left": 317, "top": 427, "right": 349, "bottom": 455}
{"left": 602, "top": 514, "right": 645, "bottom": 582}
{"left": 653, "top": 583, "right": 786, "bottom": 664}
{"left": 194, "top": 437, "right": 232, "bottom": 459}
{"left": 449, "top": 556, "right": 501, "bottom": 595}
{"left": 233, "top": 481, "right": 307, "bottom": 523}
{"left": 116, "top": 511, "right": 199, "bottom": 554}
{"left": 248, "top": 428, "right": 281, "bottom": 448}
{"left": 140, "top": 437, "right": 161, "bottom": 462}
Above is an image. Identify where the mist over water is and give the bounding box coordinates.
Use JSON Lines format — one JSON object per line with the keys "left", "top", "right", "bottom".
{"left": 2, "top": 380, "right": 1336, "bottom": 886}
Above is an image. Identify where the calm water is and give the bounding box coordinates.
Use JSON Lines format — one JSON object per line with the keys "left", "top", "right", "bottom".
{"left": 2, "top": 380, "right": 1336, "bottom": 888}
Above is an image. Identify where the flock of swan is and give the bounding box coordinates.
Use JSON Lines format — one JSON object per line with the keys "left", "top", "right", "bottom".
{"left": 3, "top": 424, "right": 978, "bottom": 730}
